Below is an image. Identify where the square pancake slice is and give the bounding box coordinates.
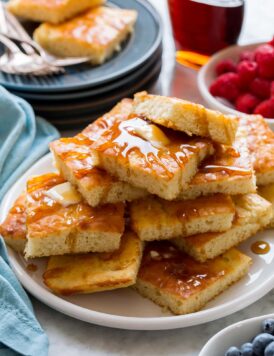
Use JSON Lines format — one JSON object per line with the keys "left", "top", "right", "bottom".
{"left": 178, "top": 125, "right": 256, "bottom": 200}
{"left": 25, "top": 173, "right": 125, "bottom": 258}
{"left": 92, "top": 115, "right": 214, "bottom": 200}
{"left": 0, "top": 193, "right": 26, "bottom": 253}
{"left": 133, "top": 92, "right": 238, "bottom": 145}
{"left": 258, "top": 184, "right": 274, "bottom": 228}
{"left": 51, "top": 99, "right": 147, "bottom": 207}
{"left": 130, "top": 194, "right": 235, "bottom": 241}
{"left": 239, "top": 115, "right": 274, "bottom": 186}
{"left": 43, "top": 231, "right": 143, "bottom": 295}
{"left": 173, "top": 194, "right": 273, "bottom": 262}
{"left": 7, "top": 0, "right": 105, "bottom": 24}
{"left": 34, "top": 6, "right": 137, "bottom": 64}
{"left": 135, "top": 241, "right": 252, "bottom": 315}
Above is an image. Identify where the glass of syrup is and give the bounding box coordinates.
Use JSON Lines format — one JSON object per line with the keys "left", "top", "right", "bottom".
{"left": 167, "top": 0, "right": 245, "bottom": 69}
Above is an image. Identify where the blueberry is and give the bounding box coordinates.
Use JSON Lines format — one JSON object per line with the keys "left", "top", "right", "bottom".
{"left": 240, "top": 342, "right": 253, "bottom": 356}
{"left": 265, "top": 341, "right": 274, "bottom": 356}
{"left": 225, "top": 346, "right": 242, "bottom": 356}
{"left": 263, "top": 319, "right": 274, "bottom": 335}
{"left": 252, "top": 333, "right": 274, "bottom": 355}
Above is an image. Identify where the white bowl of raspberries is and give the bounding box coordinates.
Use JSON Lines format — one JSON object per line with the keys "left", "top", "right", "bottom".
{"left": 199, "top": 314, "right": 274, "bottom": 356}
{"left": 198, "top": 38, "right": 274, "bottom": 126}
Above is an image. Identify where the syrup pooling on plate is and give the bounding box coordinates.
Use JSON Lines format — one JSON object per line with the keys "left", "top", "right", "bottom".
{"left": 139, "top": 241, "right": 230, "bottom": 297}
{"left": 251, "top": 241, "right": 271, "bottom": 255}
{"left": 92, "top": 116, "right": 213, "bottom": 179}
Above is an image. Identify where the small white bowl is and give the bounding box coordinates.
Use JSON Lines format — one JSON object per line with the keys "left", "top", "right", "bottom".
{"left": 197, "top": 42, "right": 274, "bottom": 130}
{"left": 199, "top": 314, "right": 274, "bottom": 356}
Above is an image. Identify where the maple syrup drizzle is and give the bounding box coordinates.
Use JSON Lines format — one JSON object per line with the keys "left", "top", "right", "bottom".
{"left": 54, "top": 135, "right": 100, "bottom": 180}
{"left": 251, "top": 241, "right": 270, "bottom": 255}
{"left": 92, "top": 117, "right": 204, "bottom": 179}
{"left": 197, "top": 142, "right": 250, "bottom": 177}
{"left": 175, "top": 195, "right": 234, "bottom": 221}
{"left": 12, "top": 205, "right": 25, "bottom": 214}
{"left": 54, "top": 111, "right": 129, "bottom": 180}
{"left": 27, "top": 173, "right": 124, "bottom": 233}
{"left": 55, "top": 7, "right": 132, "bottom": 46}
{"left": 139, "top": 242, "right": 227, "bottom": 297}
{"left": 200, "top": 164, "right": 251, "bottom": 176}
{"left": 27, "top": 174, "right": 65, "bottom": 224}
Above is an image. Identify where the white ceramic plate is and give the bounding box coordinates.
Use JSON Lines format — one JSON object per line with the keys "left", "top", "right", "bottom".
{"left": 197, "top": 42, "right": 274, "bottom": 128}
{"left": 199, "top": 313, "right": 274, "bottom": 356}
{"left": 2, "top": 153, "right": 274, "bottom": 330}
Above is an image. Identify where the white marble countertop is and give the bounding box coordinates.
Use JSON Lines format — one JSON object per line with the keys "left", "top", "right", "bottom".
{"left": 32, "top": 1, "right": 274, "bottom": 355}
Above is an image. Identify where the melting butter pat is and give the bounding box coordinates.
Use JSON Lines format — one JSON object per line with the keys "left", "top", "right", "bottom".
{"left": 134, "top": 124, "right": 170, "bottom": 147}
{"left": 46, "top": 182, "right": 82, "bottom": 207}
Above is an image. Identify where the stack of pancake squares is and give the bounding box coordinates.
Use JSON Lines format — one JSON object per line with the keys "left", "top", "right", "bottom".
{"left": 7, "top": 0, "right": 138, "bottom": 66}
{"left": 2, "top": 92, "right": 274, "bottom": 315}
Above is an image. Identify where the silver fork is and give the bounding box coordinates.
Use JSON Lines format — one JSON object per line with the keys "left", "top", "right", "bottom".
{"left": 0, "top": 3, "right": 63, "bottom": 75}
{"left": 0, "top": 34, "right": 63, "bottom": 75}
{"left": 5, "top": 9, "right": 90, "bottom": 67}
{"left": 0, "top": 34, "right": 46, "bottom": 74}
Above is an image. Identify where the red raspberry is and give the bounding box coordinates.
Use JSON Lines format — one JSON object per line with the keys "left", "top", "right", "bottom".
{"left": 254, "top": 44, "right": 274, "bottom": 79}
{"left": 215, "top": 59, "right": 237, "bottom": 75}
{"left": 254, "top": 98, "right": 274, "bottom": 118}
{"left": 209, "top": 73, "right": 240, "bottom": 102}
{"left": 250, "top": 77, "right": 271, "bottom": 99}
{"left": 268, "top": 36, "right": 274, "bottom": 47}
{"left": 271, "top": 82, "right": 274, "bottom": 98}
{"left": 235, "top": 93, "right": 260, "bottom": 114}
{"left": 239, "top": 51, "right": 255, "bottom": 62}
{"left": 237, "top": 60, "right": 258, "bottom": 88}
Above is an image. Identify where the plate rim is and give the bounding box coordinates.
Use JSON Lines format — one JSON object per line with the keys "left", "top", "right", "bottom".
{"left": 197, "top": 41, "right": 274, "bottom": 125}
{"left": 2, "top": 153, "right": 274, "bottom": 331}
{"left": 10, "top": 45, "right": 163, "bottom": 101}
{"left": 30, "top": 56, "right": 163, "bottom": 112}
{"left": 0, "top": 0, "right": 162, "bottom": 93}
{"left": 199, "top": 313, "right": 274, "bottom": 356}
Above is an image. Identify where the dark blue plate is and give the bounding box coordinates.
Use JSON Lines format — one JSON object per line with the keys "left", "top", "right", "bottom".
{"left": 30, "top": 56, "right": 162, "bottom": 118}
{"left": 10, "top": 44, "right": 162, "bottom": 100}
{"left": 44, "top": 68, "right": 161, "bottom": 129}
{"left": 0, "top": 0, "right": 162, "bottom": 93}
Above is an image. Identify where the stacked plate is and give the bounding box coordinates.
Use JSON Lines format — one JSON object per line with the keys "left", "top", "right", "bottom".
{"left": 0, "top": 0, "right": 162, "bottom": 128}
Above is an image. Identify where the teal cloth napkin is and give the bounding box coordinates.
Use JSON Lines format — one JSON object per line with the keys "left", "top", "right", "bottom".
{"left": 0, "top": 85, "right": 60, "bottom": 355}
{"left": 0, "top": 237, "right": 49, "bottom": 356}
{"left": 0, "top": 85, "right": 59, "bottom": 200}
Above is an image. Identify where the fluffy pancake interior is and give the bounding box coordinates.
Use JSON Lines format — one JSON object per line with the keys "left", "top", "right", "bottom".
{"left": 43, "top": 231, "right": 143, "bottom": 295}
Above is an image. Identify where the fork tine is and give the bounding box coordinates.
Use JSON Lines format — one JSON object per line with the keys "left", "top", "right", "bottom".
{"left": 4, "top": 5, "right": 82, "bottom": 70}
{"left": 5, "top": 8, "right": 33, "bottom": 42}
{"left": 5, "top": 10, "right": 38, "bottom": 56}
{"left": 4, "top": 10, "right": 64, "bottom": 75}
{"left": 0, "top": 2, "right": 8, "bottom": 34}
{"left": 0, "top": 35, "right": 63, "bottom": 76}
{"left": 0, "top": 34, "right": 19, "bottom": 53}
